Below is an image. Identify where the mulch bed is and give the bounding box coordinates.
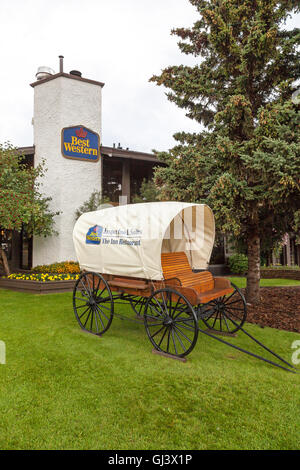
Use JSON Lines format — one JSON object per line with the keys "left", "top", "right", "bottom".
{"left": 243, "top": 287, "right": 300, "bottom": 333}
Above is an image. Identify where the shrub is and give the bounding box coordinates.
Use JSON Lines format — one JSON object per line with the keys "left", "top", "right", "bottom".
{"left": 32, "top": 261, "right": 80, "bottom": 274}
{"left": 228, "top": 253, "right": 248, "bottom": 275}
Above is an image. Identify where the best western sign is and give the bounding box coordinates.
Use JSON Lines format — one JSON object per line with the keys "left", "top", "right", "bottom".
{"left": 61, "top": 125, "right": 100, "bottom": 161}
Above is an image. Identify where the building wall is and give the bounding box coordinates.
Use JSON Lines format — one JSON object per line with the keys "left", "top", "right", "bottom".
{"left": 32, "top": 76, "right": 102, "bottom": 267}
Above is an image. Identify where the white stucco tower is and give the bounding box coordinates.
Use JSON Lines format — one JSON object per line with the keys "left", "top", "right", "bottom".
{"left": 31, "top": 59, "right": 104, "bottom": 266}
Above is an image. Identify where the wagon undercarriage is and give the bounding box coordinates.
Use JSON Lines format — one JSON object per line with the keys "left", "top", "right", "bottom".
{"left": 72, "top": 202, "right": 297, "bottom": 374}
{"left": 73, "top": 270, "right": 297, "bottom": 374}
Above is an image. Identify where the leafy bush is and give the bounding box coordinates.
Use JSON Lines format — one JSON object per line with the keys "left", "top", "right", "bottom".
{"left": 75, "top": 191, "right": 112, "bottom": 220}
{"left": 132, "top": 179, "right": 160, "bottom": 203}
{"left": 32, "top": 261, "right": 80, "bottom": 274}
{"left": 228, "top": 254, "right": 248, "bottom": 275}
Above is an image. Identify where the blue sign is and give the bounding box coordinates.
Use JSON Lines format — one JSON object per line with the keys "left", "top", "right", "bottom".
{"left": 61, "top": 125, "right": 100, "bottom": 161}
{"left": 86, "top": 225, "right": 103, "bottom": 245}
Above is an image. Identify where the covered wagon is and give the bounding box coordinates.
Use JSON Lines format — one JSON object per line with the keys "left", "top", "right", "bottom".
{"left": 72, "top": 202, "right": 247, "bottom": 358}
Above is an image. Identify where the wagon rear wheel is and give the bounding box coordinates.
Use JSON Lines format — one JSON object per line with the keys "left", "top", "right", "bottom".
{"left": 73, "top": 272, "right": 114, "bottom": 335}
{"left": 144, "top": 288, "right": 198, "bottom": 357}
{"left": 200, "top": 282, "right": 247, "bottom": 334}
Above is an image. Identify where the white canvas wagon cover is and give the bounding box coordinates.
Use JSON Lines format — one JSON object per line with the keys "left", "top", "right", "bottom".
{"left": 73, "top": 201, "right": 215, "bottom": 281}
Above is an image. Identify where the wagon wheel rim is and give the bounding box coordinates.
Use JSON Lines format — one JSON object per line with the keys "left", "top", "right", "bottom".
{"left": 73, "top": 272, "right": 114, "bottom": 335}
{"left": 144, "top": 288, "right": 198, "bottom": 357}
{"left": 129, "top": 296, "right": 147, "bottom": 317}
{"left": 200, "top": 282, "right": 247, "bottom": 334}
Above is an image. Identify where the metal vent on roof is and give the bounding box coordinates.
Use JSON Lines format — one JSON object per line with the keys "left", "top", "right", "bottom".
{"left": 70, "top": 70, "right": 82, "bottom": 77}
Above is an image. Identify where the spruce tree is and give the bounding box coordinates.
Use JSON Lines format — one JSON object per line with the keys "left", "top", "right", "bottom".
{"left": 150, "top": 0, "right": 300, "bottom": 303}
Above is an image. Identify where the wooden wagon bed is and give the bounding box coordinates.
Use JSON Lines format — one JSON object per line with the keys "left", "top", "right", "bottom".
{"left": 100, "top": 251, "right": 233, "bottom": 305}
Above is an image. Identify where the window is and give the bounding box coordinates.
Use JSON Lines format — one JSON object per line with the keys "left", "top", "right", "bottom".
{"left": 102, "top": 158, "right": 122, "bottom": 202}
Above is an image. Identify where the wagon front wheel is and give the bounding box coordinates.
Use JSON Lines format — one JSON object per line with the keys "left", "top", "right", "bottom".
{"left": 73, "top": 272, "right": 114, "bottom": 335}
{"left": 144, "top": 288, "right": 198, "bottom": 357}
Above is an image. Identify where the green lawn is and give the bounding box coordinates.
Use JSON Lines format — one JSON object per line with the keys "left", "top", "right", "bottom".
{"left": 0, "top": 288, "right": 299, "bottom": 450}
{"left": 229, "top": 277, "right": 300, "bottom": 288}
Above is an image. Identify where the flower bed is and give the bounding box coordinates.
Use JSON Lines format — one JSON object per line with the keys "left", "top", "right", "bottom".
{"left": 7, "top": 273, "right": 79, "bottom": 282}
{"left": 0, "top": 272, "right": 79, "bottom": 294}
{"left": 32, "top": 261, "right": 80, "bottom": 274}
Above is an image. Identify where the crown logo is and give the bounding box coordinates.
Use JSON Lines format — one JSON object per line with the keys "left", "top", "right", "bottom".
{"left": 75, "top": 127, "right": 88, "bottom": 138}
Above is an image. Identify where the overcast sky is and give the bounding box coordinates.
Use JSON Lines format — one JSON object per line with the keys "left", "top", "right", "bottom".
{"left": 0, "top": 0, "right": 299, "bottom": 154}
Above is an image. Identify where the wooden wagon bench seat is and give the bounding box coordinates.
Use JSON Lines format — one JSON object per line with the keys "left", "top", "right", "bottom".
{"left": 161, "top": 251, "right": 233, "bottom": 303}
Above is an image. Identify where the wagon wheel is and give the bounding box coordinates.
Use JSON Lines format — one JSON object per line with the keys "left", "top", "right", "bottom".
{"left": 129, "top": 296, "right": 147, "bottom": 317}
{"left": 200, "top": 282, "right": 247, "bottom": 334}
{"left": 144, "top": 288, "right": 198, "bottom": 357}
{"left": 73, "top": 272, "right": 114, "bottom": 335}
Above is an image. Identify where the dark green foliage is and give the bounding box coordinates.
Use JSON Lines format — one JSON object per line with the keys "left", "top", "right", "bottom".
{"left": 75, "top": 191, "right": 112, "bottom": 220}
{"left": 228, "top": 253, "right": 248, "bottom": 275}
{"left": 132, "top": 178, "right": 160, "bottom": 203}
{"left": 0, "top": 143, "right": 58, "bottom": 236}
{"left": 0, "top": 143, "right": 59, "bottom": 275}
{"left": 150, "top": 0, "right": 300, "bottom": 301}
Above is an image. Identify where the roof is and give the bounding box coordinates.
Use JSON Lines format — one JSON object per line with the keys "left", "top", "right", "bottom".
{"left": 101, "top": 146, "right": 160, "bottom": 163}
{"left": 17, "top": 145, "right": 161, "bottom": 163}
{"left": 17, "top": 146, "right": 35, "bottom": 156}
{"left": 30, "top": 72, "right": 105, "bottom": 89}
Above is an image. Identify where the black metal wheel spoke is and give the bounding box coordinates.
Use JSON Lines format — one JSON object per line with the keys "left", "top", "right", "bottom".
{"left": 151, "top": 325, "right": 165, "bottom": 339}
{"left": 201, "top": 282, "right": 247, "bottom": 334}
{"left": 95, "top": 308, "right": 105, "bottom": 330}
{"left": 222, "top": 313, "right": 231, "bottom": 332}
{"left": 83, "top": 309, "right": 92, "bottom": 328}
{"left": 94, "top": 303, "right": 110, "bottom": 322}
{"left": 94, "top": 310, "right": 100, "bottom": 333}
{"left": 73, "top": 272, "right": 114, "bottom": 336}
{"left": 78, "top": 306, "right": 91, "bottom": 320}
{"left": 147, "top": 322, "right": 167, "bottom": 328}
{"left": 158, "top": 327, "right": 168, "bottom": 347}
{"left": 148, "top": 301, "right": 165, "bottom": 319}
{"left": 152, "top": 296, "right": 167, "bottom": 318}
{"left": 90, "top": 308, "right": 94, "bottom": 331}
{"left": 129, "top": 296, "right": 146, "bottom": 317}
{"left": 173, "top": 324, "right": 192, "bottom": 344}
{"left": 224, "top": 308, "right": 243, "bottom": 322}
{"left": 173, "top": 328, "right": 187, "bottom": 352}
{"left": 166, "top": 329, "right": 171, "bottom": 353}
{"left": 144, "top": 288, "right": 198, "bottom": 357}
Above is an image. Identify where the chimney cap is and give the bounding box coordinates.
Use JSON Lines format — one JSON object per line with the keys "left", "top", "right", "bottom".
{"left": 35, "top": 66, "right": 55, "bottom": 80}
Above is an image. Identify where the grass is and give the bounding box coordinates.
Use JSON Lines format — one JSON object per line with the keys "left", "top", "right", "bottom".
{"left": 262, "top": 266, "right": 300, "bottom": 270}
{"left": 0, "top": 288, "right": 299, "bottom": 450}
{"left": 229, "top": 277, "right": 300, "bottom": 288}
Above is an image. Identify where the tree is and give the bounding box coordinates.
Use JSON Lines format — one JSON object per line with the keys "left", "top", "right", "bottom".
{"left": 0, "top": 143, "right": 59, "bottom": 276}
{"left": 75, "top": 191, "right": 111, "bottom": 220}
{"left": 132, "top": 178, "right": 160, "bottom": 203}
{"left": 150, "top": 0, "right": 300, "bottom": 303}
